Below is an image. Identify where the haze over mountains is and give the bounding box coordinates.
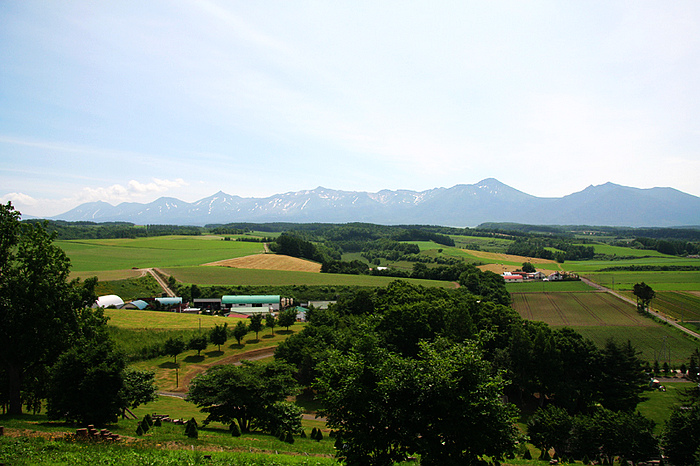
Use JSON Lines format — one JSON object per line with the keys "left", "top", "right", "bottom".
{"left": 52, "top": 178, "right": 700, "bottom": 228}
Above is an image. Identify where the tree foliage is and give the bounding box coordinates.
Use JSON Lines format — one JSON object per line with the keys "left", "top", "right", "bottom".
{"left": 0, "top": 203, "right": 98, "bottom": 414}
{"left": 187, "top": 360, "right": 299, "bottom": 433}
{"left": 208, "top": 323, "right": 228, "bottom": 351}
{"left": 316, "top": 338, "right": 519, "bottom": 466}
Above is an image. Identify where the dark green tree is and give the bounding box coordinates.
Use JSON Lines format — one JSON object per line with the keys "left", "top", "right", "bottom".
{"left": 249, "top": 314, "right": 264, "bottom": 340}
{"left": 522, "top": 262, "right": 536, "bottom": 273}
{"left": 632, "top": 282, "right": 655, "bottom": 313}
{"left": 266, "top": 313, "right": 277, "bottom": 335}
{"left": 188, "top": 334, "right": 208, "bottom": 356}
{"left": 120, "top": 368, "right": 157, "bottom": 416}
{"left": 163, "top": 336, "right": 186, "bottom": 364}
{"left": 187, "top": 360, "right": 299, "bottom": 433}
{"left": 527, "top": 405, "right": 573, "bottom": 458}
{"left": 277, "top": 308, "right": 297, "bottom": 331}
{"left": 232, "top": 320, "right": 248, "bottom": 345}
{"left": 209, "top": 322, "right": 228, "bottom": 351}
{"left": 662, "top": 404, "right": 700, "bottom": 466}
{"left": 46, "top": 332, "right": 126, "bottom": 425}
{"left": 0, "top": 203, "right": 98, "bottom": 414}
{"left": 316, "top": 339, "right": 519, "bottom": 466}
{"left": 597, "top": 339, "right": 647, "bottom": 412}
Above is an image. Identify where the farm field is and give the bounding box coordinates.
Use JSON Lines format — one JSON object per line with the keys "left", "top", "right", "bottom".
{"left": 506, "top": 280, "right": 595, "bottom": 293}
{"left": 58, "top": 235, "right": 264, "bottom": 272}
{"left": 511, "top": 291, "right": 700, "bottom": 364}
{"left": 164, "top": 265, "right": 455, "bottom": 288}
{"left": 649, "top": 291, "right": 700, "bottom": 322}
{"left": 205, "top": 253, "right": 322, "bottom": 273}
{"left": 581, "top": 270, "right": 700, "bottom": 291}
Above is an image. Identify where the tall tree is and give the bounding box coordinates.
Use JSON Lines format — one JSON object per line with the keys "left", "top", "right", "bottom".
{"left": 277, "top": 308, "right": 297, "bottom": 331}
{"left": 0, "top": 203, "right": 97, "bottom": 414}
{"left": 316, "top": 339, "right": 519, "bottom": 466}
{"left": 265, "top": 313, "right": 277, "bottom": 335}
{"left": 632, "top": 282, "right": 655, "bottom": 313}
{"left": 188, "top": 334, "right": 208, "bottom": 356}
{"left": 232, "top": 320, "right": 248, "bottom": 345}
{"left": 209, "top": 323, "right": 228, "bottom": 351}
{"left": 163, "top": 337, "right": 186, "bottom": 364}
{"left": 188, "top": 360, "right": 299, "bottom": 433}
{"left": 249, "top": 314, "right": 263, "bottom": 340}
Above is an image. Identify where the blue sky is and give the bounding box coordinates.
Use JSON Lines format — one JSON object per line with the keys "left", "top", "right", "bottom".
{"left": 1, "top": 1, "right": 699, "bottom": 217}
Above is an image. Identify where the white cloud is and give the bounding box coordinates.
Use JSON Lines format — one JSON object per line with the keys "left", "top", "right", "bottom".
{"left": 4, "top": 178, "right": 190, "bottom": 218}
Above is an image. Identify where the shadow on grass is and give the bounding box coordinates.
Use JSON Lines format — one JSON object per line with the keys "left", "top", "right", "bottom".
{"left": 228, "top": 343, "right": 245, "bottom": 350}
{"left": 262, "top": 334, "right": 275, "bottom": 339}
{"left": 246, "top": 338, "right": 261, "bottom": 344}
{"left": 277, "top": 329, "right": 294, "bottom": 335}
{"left": 183, "top": 355, "right": 205, "bottom": 363}
{"left": 205, "top": 350, "right": 224, "bottom": 358}
{"left": 159, "top": 361, "right": 179, "bottom": 369}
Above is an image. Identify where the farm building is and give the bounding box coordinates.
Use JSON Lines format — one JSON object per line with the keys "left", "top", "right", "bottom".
{"left": 121, "top": 299, "right": 148, "bottom": 310}
{"left": 222, "top": 295, "right": 280, "bottom": 314}
{"left": 502, "top": 275, "right": 523, "bottom": 283}
{"left": 93, "top": 294, "right": 124, "bottom": 308}
{"left": 193, "top": 298, "right": 222, "bottom": 313}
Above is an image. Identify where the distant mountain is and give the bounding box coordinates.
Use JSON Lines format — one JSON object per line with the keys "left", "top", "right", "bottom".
{"left": 52, "top": 179, "right": 700, "bottom": 227}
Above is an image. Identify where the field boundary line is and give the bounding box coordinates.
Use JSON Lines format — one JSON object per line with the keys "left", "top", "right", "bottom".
{"left": 570, "top": 293, "right": 605, "bottom": 325}
{"left": 545, "top": 293, "right": 570, "bottom": 326}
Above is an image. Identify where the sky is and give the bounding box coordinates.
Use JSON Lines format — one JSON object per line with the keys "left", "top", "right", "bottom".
{"left": 1, "top": 1, "right": 699, "bottom": 218}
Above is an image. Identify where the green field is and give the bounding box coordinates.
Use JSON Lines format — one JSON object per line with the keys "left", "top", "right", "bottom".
{"left": 652, "top": 291, "right": 700, "bottom": 322}
{"left": 506, "top": 280, "right": 595, "bottom": 293}
{"left": 58, "top": 236, "right": 264, "bottom": 272}
{"left": 582, "top": 271, "right": 700, "bottom": 291}
{"left": 164, "top": 265, "right": 455, "bottom": 288}
{"left": 511, "top": 291, "right": 700, "bottom": 364}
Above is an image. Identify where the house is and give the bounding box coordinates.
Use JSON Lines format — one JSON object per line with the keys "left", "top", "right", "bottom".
{"left": 502, "top": 274, "right": 523, "bottom": 283}
{"left": 528, "top": 271, "right": 546, "bottom": 280}
{"left": 120, "top": 299, "right": 148, "bottom": 310}
{"left": 548, "top": 272, "right": 563, "bottom": 281}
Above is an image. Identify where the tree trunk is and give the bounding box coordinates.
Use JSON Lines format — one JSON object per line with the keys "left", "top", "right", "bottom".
{"left": 7, "top": 364, "right": 23, "bottom": 415}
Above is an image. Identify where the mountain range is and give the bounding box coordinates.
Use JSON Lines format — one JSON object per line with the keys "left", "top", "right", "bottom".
{"left": 52, "top": 178, "right": 700, "bottom": 227}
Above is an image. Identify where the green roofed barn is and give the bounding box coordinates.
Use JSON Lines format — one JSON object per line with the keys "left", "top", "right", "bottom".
{"left": 221, "top": 295, "right": 280, "bottom": 314}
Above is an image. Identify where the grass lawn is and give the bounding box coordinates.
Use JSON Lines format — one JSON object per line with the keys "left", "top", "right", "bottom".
{"left": 637, "top": 381, "right": 689, "bottom": 434}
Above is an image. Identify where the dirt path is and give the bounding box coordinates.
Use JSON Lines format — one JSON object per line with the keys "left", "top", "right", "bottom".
{"left": 159, "top": 346, "right": 277, "bottom": 397}
{"left": 580, "top": 277, "right": 700, "bottom": 340}
{"left": 141, "top": 267, "right": 177, "bottom": 297}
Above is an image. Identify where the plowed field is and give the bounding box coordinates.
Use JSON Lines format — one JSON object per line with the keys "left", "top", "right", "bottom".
{"left": 204, "top": 254, "right": 322, "bottom": 273}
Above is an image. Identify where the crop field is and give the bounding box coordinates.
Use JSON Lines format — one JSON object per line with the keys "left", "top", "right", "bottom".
{"left": 566, "top": 256, "right": 700, "bottom": 273}
{"left": 205, "top": 253, "right": 322, "bottom": 273}
{"left": 649, "top": 291, "right": 700, "bottom": 322}
{"left": 164, "top": 265, "right": 455, "bottom": 288}
{"left": 582, "top": 271, "right": 700, "bottom": 291}
{"left": 58, "top": 236, "right": 264, "bottom": 272}
{"left": 511, "top": 291, "right": 700, "bottom": 364}
{"left": 582, "top": 243, "right": 674, "bottom": 257}
{"left": 511, "top": 292, "right": 649, "bottom": 327}
{"left": 506, "top": 280, "right": 596, "bottom": 293}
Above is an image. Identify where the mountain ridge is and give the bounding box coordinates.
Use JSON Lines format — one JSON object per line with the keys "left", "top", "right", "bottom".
{"left": 50, "top": 179, "right": 700, "bottom": 228}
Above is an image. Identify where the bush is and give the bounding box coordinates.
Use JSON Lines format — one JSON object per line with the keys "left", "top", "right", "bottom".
{"left": 230, "top": 422, "right": 241, "bottom": 437}
{"left": 185, "top": 418, "right": 198, "bottom": 439}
